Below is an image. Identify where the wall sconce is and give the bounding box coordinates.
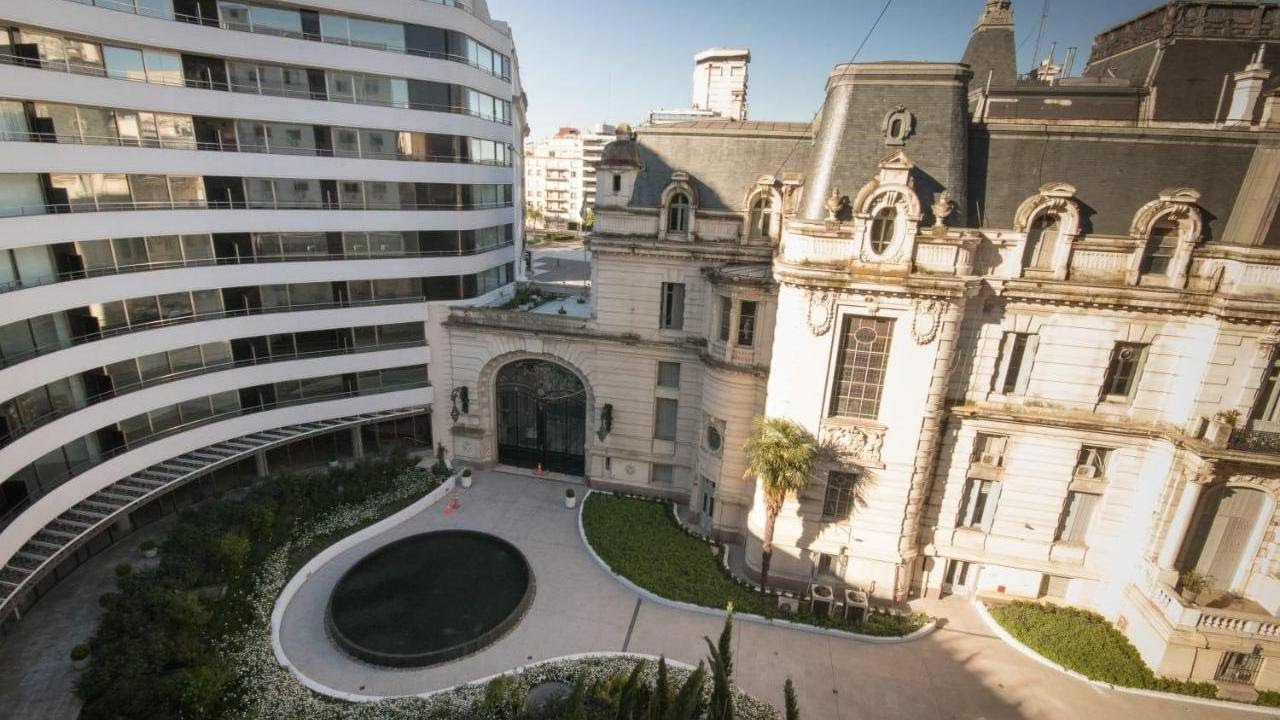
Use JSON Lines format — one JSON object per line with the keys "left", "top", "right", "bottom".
{"left": 597, "top": 403, "right": 613, "bottom": 441}
{"left": 449, "top": 386, "right": 470, "bottom": 422}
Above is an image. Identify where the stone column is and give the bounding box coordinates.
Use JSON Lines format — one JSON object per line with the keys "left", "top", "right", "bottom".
{"left": 254, "top": 450, "right": 269, "bottom": 478}
{"left": 1157, "top": 474, "right": 1210, "bottom": 571}
{"left": 351, "top": 426, "right": 364, "bottom": 459}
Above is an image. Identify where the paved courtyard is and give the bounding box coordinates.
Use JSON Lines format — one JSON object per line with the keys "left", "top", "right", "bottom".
{"left": 278, "top": 471, "right": 1261, "bottom": 720}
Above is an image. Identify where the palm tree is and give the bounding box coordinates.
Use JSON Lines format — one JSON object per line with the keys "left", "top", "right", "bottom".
{"left": 744, "top": 416, "right": 816, "bottom": 588}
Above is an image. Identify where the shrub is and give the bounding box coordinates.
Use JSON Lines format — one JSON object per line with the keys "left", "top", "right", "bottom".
{"left": 140, "top": 540, "right": 156, "bottom": 553}
{"left": 1257, "top": 690, "right": 1280, "bottom": 707}
{"left": 114, "top": 563, "right": 132, "bottom": 579}
{"left": 566, "top": 488, "right": 576, "bottom": 499}
{"left": 462, "top": 468, "right": 473, "bottom": 478}
{"left": 70, "top": 644, "right": 90, "bottom": 662}
{"left": 989, "top": 601, "right": 1218, "bottom": 699}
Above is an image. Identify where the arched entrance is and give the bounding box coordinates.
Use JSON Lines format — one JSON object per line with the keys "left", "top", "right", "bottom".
{"left": 495, "top": 359, "right": 586, "bottom": 475}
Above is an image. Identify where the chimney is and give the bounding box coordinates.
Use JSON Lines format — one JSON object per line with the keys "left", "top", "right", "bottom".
{"left": 1227, "top": 44, "right": 1272, "bottom": 125}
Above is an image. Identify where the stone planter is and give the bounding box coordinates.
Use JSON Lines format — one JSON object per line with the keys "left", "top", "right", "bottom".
{"left": 1204, "top": 419, "right": 1234, "bottom": 448}
{"left": 142, "top": 548, "right": 158, "bottom": 559}
{"left": 461, "top": 473, "right": 473, "bottom": 489}
{"left": 564, "top": 492, "right": 577, "bottom": 509}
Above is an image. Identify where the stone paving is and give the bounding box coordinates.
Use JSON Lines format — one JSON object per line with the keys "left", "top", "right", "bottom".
{"left": 0, "top": 517, "right": 173, "bottom": 720}
{"left": 278, "top": 471, "right": 1260, "bottom": 720}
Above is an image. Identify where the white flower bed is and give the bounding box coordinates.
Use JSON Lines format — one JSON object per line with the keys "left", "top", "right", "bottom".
{"left": 225, "top": 467, "right": 778, "bottom": 719}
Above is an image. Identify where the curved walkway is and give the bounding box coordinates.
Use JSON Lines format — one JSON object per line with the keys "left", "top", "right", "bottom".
{"left": 272, "top": 470, "right": 1252, "bottom": 718}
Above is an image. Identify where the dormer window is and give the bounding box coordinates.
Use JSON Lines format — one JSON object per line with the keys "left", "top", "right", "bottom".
{"left": 668, "top": 192, "right": 691, "bottom": 233}
{"left": 869, "top": 206, "right": 898, "bottom": 254}
{"left": 612, "top": 173, "right": 622, "bottom": 193}
{"left": 1024, "top": 214, "right": 1061, "bottom": 270}
{"left": 749, "top": 196, "right": 774, "bottom": 239}
{"left": 1140, "top": 217, "right": 1179, "bottom": 277}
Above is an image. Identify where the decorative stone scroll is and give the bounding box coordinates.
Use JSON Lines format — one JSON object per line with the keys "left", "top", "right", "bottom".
{"left": 822, "top": 423, "right": 885, "bottom": 465}
{"left": 806, "top": 290, "right": 836, "bottom": 336}
{"left": 911, "top": 299, "right": 947, "bottom": 345}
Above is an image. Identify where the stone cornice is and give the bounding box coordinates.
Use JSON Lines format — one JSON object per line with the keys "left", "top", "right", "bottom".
{"left": 446, "top": 308, "right": 708, "bottom": 355}
{"left": 589, "top": 235, "right": 772, "bottom": 264}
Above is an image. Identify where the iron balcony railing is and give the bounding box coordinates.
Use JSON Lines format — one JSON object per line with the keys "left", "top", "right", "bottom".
{"left": 0, "top": 129, "right": 513, "bottom": 167}
{"left": 0, "top": 243, "right": 514, "bottom": 295}
{"left": 0, "top": 339, "right": 428, "bottom": 447}
{"left": 1230, "top": 427, "right": 1280, "bottom": 454}
{"left": 0, "top": 295, "right": 428, "bottom": 371}
{"left": 0, "top": 51, "right": 512, "bottom": 124}
{"left": 0, "top": 196, "right": 512, "bottom": 219}
{"left": 0, "top": 378, "right": 432, "bottom": 531}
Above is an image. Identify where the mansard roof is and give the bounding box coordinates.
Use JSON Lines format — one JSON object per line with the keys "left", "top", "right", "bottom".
{"left": 628, "top": 123, "right": 811, "bottom": 212}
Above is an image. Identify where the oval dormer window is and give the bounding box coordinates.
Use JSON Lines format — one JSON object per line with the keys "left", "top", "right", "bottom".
{"left": 869, "top": 206, "right": 897, "bottom": 255}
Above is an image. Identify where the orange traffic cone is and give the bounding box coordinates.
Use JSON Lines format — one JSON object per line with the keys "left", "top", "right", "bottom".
{"left": 536, "top": 463, "right": 544, "bottom": 477}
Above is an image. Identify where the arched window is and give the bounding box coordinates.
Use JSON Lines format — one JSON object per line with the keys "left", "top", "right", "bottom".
{"left": 667, "top": 192, "right": 690, "bottom": 233}
{"left": 869, "top": 206, "right": 897, "bottom": 254}
{"left": 1024, "top": 214, "right": 1061, "bottom": 270}
{"left": 1140, "top": 217, "right": 1180, "bottom": 277}
{"left": 748, "top": 196, "right": 774, "bottom": 239}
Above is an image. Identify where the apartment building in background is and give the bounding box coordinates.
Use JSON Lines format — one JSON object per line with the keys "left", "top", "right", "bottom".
{"left": 0, "top": 0, "right": 523, "bottom": 630}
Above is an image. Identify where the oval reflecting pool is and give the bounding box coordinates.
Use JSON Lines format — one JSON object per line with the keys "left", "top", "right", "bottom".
{"left": 326, "top": 530, "right": 534, "bottom": 667}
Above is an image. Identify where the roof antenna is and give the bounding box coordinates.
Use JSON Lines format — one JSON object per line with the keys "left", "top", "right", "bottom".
{"left": 1031, "top": 0, "right": 1051, "bottom": 72}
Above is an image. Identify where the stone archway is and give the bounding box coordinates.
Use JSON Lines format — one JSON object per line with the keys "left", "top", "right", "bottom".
{"left": 494, "top": 359, "right": 586, "bottom": 475}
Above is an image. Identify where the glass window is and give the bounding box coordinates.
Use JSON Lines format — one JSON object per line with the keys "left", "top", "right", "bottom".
{"left": 137, "top": 350, "right": 172, "bottom": 381}
{"left": 332, "top": 128, "right": 360, "bottom": 157}
{"left": 958, "top": 478, "right": 1001, "bottom": 530}
{"left": 245, "top": 178, "right": 275, "bottom": 207}
{"left": 338, "top": 181, "right": 364, "bottom": 208}
{"left": 218, "top": 1, "right": 251, "bottom": 30}
{"left": 259, "top": 285, "right": 290, "bottom": 308}
{"left": 142, "top": 50, "right": 182, "bottom": 85}
{"left": 737, "top": 301, "right": 757, "bottom": 347}
{"left": 1102, "top": 342, "right": 1148, "bottom": 401}
{"left": 667, "top": 193, "right": 691, "bottom": 232}
{"left": 822, "top": 471, "right": 859, "bottom": 522}
{"left": 94, "top": 174, "right": 132, "bottom": 209}
{"left": 273, "top": 179, "right": 319, "bottom": 208}
{"left": 228, "top": 61, "right": 259, "bottom": 93}
{"left": 653, "top": 397, "right": 678, "bottom": 441}
{"left": 994, "top": 332, "right": 1038, "bottom": 396}
{"left": 347, "top": 18, "right": 404, "bottom": 52}
{"left": 249, "top": 5, "right": 302, "bottom": 37}
{"left": 135, "top": 0, "right": 175, "bottom": 20}
{"left": 64, "top": 39, "right": 104, "bottom": 73}
{"left": 657, "top": 361, "right": 681, "bottom": 389}
{"left": 289, "top": 282, "right": 331, "bottom": 306}
{"left": 181, "top": 235, "right": 214, "bottom": 263}
{"left": 126, "top": 296, "right": 161, "bottom": 326}
{"left": 18, "top": 30, "right": 68, "bottom": 63}
{"left": 0, "top": 100, "right": 30, "bottom": 142}
{"left": 0, "top": 174, "right": 45, "bottom": 217}
{"left": 749, "top": 196, "right": 773, "bottom": 239}
{"left": 78, "top": 240, "right": 116, "bottom": 274}
{"left": 106, "top": 358, "right": 141, "bottom": 390}
{"left": 660, "top": 282, "right": 685, "bottom": 330}
{"left": 319, "top": 14, "right": 350, "bottom": 44}
{"left": 359, "top": 129, "right": 397, "bottom": 159}
{"left": 192, "top": 289, "right": 222, "bottom": 316}
{"left": 111, "top": 237, "right": 148, "bottom": 268}
{"left": 267, "top": 123, "right": 314, "bottom": 153}
{"left": 326, "top": 72, "right": 356, "bottom": 102}
{"left": 1025, "top": 214, "right": 1061, "bottom": 270}
{"left": 128, "top": 174, "right": 171, "bottom": 207}
{"left": 869, "top": 206, "right": 897, "bottom": 254}
{"left": 157, "top": 291, "right": 193, "bottom": 319}
{"left": 38, "top": 103, "right": 88, "bottom": 142}
{"left": 717, "top": 295, "right": 732, "bottom": 343}
{"left": 1056, "top": 492, "right": 1099, "bottom": 543}
{"left": 1141, "top": 218, "right": 1180, "bottom": 277}
{"left": 49, "top": 173, "right": 96, "bottom": 212}
{"left": 146, "top": 236, "right": 183, "bottom": 265}
{"left": 201, "top": 341, "right": 233, "bottom": 368}
{"left": 828, "top": 316, "right": 894, "bottom": 420}
{"left": 78, "top": 107, "right": 119, "bottom": 145}
{"left": 155, "top": 113, "right": 196, "bottom": 150}
{"left": 103, "top": 46, "right": 146, "bottom": 82}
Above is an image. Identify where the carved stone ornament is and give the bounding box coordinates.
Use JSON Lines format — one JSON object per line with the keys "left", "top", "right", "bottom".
{"left": 824, "top": 188, "right": 843, "bottom": 223}
{"left": 806, "top": 290, "right": 836, "bottom": 336}
{"left": 931, "top": 192, "right": 955, "bottom": 229}
{"left": 911, "top": 299, "right": 946, "bottom": 345}
{"left": 1261, "top": 325, "right": 1280, "bottom": 349}
{"left": 822, "top": 424, "right": 885, "bottom": 465}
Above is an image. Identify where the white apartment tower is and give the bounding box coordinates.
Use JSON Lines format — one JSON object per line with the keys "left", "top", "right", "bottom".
{"left": 692, "top": 48, "right": 749, "bottom": 122}
{"left": 0, "top": 0, "right": 523, "bottom": 630}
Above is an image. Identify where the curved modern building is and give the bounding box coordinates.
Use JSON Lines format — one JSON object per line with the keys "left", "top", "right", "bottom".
{"left": 0, "top": 0, "right": 523, "bottom": 630}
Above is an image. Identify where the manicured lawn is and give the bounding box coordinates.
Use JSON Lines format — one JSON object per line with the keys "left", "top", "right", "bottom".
{"left": 989, "top": 601, "right": 1217, "bottom": 697}
{"left": 581, "top": 493, "right": 924, "bottom": 637}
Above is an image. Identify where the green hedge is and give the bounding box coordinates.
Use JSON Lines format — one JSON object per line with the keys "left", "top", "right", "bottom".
{"left": 989, "top": 601, "right": 1217, "bottom": 698}
{"left": 75, "top": 455, "right": 434, "bottom": 720}
{"left": 581, "top": 493, "right": 924, "bottom": 637}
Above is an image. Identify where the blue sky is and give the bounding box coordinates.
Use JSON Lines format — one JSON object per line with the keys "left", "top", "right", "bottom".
{"left": 486, "top": 0, "right": 1171, "bottom": 138}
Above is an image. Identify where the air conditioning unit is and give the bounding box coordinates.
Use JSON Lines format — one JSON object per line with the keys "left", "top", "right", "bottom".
{"left": 809, "top": 583, "right": 835, "bottom": 617}
{"left": 843, "top": 588, "right": 869, "bottom": 623}
{"left": 1073, "top": 465, "right": 1098, "bottom": 480}
{"left": 979, "top": 453, "right": 1001, "bottom": 467}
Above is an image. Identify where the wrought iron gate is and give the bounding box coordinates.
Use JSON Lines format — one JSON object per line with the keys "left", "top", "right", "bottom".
{"left": 496, "top": 360, "right": 586, "bottom": 475}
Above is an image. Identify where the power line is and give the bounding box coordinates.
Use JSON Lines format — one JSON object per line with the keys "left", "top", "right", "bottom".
{"left": 1030, "top": 0, "right": 1052, "bottom": 68}
{"left": 770, "top": 0, "right": 896, "bottom": 180}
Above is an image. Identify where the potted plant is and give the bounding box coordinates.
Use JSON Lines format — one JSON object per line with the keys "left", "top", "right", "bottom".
{"left": 461, "top": 467, "right": 474, "bottom": 489}
{"left": 327, "top": 453, "right": 341, "bottom": 469}
{"left": 140, "top": 539, "right": 157, "bottom": 559}
{"left": 114, "top": 563, "right": 132, "bottom": 580}
{"left": 69, "top": 643, "right": 90, "bottom": 670}
{"left": 1205, "top": 410, "right": 1241, "bottom": 448}
{"left": 564, "top": 487, "right": 577, "bottom": 509}
{"left": 1179, "top": 569, "right": 1210, "bottom": 602}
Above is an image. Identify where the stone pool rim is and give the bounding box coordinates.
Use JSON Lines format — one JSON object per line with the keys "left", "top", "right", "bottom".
{"left": 324, "top": 529, "right": 536, "bottom": 669}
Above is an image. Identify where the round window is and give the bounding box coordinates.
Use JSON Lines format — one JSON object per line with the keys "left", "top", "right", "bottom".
{"left": 853, "top": 326, "right": 879, "bottom": 344}
{"left": 706, "top": 424, "right": 723, "bottom": 452}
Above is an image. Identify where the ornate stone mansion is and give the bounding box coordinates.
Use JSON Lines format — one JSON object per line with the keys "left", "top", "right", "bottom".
{"left": 434, "top": 1, "right": 1280, "bottom": 690}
